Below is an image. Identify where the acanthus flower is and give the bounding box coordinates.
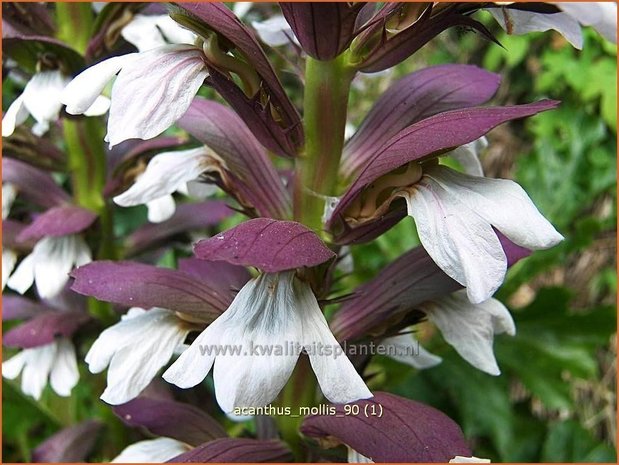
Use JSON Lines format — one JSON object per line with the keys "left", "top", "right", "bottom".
{"left": 112, "top": 147, "right": 220, "bottom": 223}
{"left": 2, "top": 338, "right": 79, "bottom": 400}
{"left": 340, "top": 160, "right": 562, "bottom": 304}
{"left": 420, "top": 290, "right": 515, "bottom": 376}
{"left": 85, "top": 307, "right": 194, "bottom": 405}
{"left": 394, "top": 163, "right": 563, "bottom": 303}
{"left": 163, "top": 271, "right": 372, "bottom": 413}
{"left": 2, "top": 69, "right": 109, "bottom": 138}
{"left": 7, "top": 234, "right": 92, "bottom": 299}
{"left": 61, "top": 44, "right": 209, "bottom": 148}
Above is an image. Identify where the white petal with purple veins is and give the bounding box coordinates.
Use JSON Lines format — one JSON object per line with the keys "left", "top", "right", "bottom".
{"left": 105, "top": 45, "right": 208, "bottom": 148}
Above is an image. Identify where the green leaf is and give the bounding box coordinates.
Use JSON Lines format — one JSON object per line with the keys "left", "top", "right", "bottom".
{"left": 542, "top": 420, "right": 617, "bottom": 462}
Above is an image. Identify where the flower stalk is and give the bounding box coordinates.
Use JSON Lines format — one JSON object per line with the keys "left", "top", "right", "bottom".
{"left": 55, "top": 3, "right": 93, "bottom": 55}
{"left": 295, "top": 54, "right": 354, "bottom": 232}
{"left": 287, "top": 53, "right": 355, "bottom": 459}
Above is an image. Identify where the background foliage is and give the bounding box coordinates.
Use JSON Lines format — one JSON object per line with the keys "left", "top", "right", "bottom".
{"left": 2, "top": 7, "right": 617, "bottom": 463}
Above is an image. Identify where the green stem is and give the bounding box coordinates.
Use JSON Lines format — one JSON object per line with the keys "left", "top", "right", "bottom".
{"left": 55, "top": 3, "right": 94, "bottom": 55}
{"left": 294, "top": 55, "right": 354, "bottom": 232}
{"left": 64, "top": 118, "right": 117, "bottom": 324}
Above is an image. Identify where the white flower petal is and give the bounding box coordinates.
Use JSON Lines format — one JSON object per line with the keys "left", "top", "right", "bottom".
{"left": 86, "top": 308, "right": 189, "bottom": 405}
{"left": 489, "top": 7, "right": 583, "bottom": 48}
{"left": 121, "top": 14, "right": 169, "bottom": 52}
{"left": 450, "top": 456, "right": 491, "bottom": 463}
{"left": 2, "top": 248, "right": 18, "bottom": 290}
{"left": 422, "top": 290, "right": 515, "bottom": 376}
{"left": 83, "top": 95, "right": 111, "bottom": 116}
{"left": 348, "top": 447, "right": 375, "bottom": 463}
{"left": 85, "top": 307, "right": 153, "bottom": 375}
{"left": 448, "top": 137, "right": 487, "bottom": 177}
{"left": 49, "top": 339, "right": 79, "bottom": 397}
{"left": 382, "top": 332, "right": 442, "bottom": 370}
{"left": 113, "top": 148, "right": 209, "bottom": 207}
{"left": 73, "top": 236, "right": 93, "bottom": 267}
{"left": 252, "top": 16, "right": 296, "bottom": 47}
{"left": 2, "top": 93, "right": 29, "bottom": 137}
{"left": 162, "top": 316, "right": 223, "bottom": 389}
{"left": 112, "top": 438, "right": 191, "bottom": 463}
{"left": 2, "top": 350, "right": 28, "bottom": 380}
{"left": 146, "top": 194, "right": 176, "bottom": 223}
{"left": 22, "top": 71, "right": 69, "bottom": 134}
{"left": 336, "top": 245, "right": 354, "bottom": 275}
{"left": 7, "top": 253, "right": 35, "bottom": 294}
{"left": 402, "top": 178, "right": 507, "bottom": 304}
{"left": 62, "top": 54, "right": 138, "bottom": 115}
{"left": 183, "top": 180, "right": 218, "bottom": 199}
{"left": 298, "top": 278, "right": 373, "bottom": 404}
{"left": 3, "top": 183, "right": 18, "bottom": 219}
{"left": 167, "top": 272, "right": 371, "bottom": 413}
{"left": 156, "top": 16, "right": 197, "bottom": 46}
{"left": 558, "top": 2, "right": 617, "bottom": 44}
{"left": 105, "top": 45, "right": 208, "bottom": 148}
{"left": 213, "top": 273, "right": 303, "bottom": 413}
{"left": 32, "top": 121, "right": 50, "bottom": 137}
{"left": 426, "top": 165, "right": 564, "bottom": 250}
{"left": 20, "top": 343, "right": 58, "bottom": 400}
{"left": 32, "top": 235, "right": 91, "bottom": 299}
{"left": 233, "top": 2, "right": 253, "bottom": 18}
